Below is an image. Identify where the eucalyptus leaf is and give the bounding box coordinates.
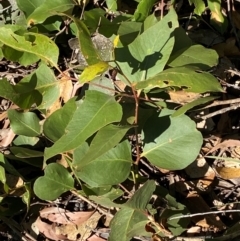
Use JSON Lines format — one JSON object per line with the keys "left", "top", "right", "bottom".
{"left": 27, "top": 0, "right": 74, "bottom": 25}
{"left": 135, "top": 66, "right": 224, "bottom": 93}
{"left": 43, "top": 97, "right": 78, "bottom": 142}
{"left": 44, "top": 90, "right": 122, "bottom": 160}
{"left": 141, "top": 111, "right": 202, "bottom": 170}
{"left": 168, "top": 45, "right": 218, "bottom": 70}
{"left": 109, "top": 207, "right": 148, "bottom": 241}
{"left": 8, "top": 110, "right": 41, "bottom": 137}
{"left": 0, "top": 27, "right": 59, "bottom": 68}
{"left": 74, "top": 140, "right": 132, "bottom": 187}
{"left": 116, "top": 8, "right": 178, "bottom": 83}
{"left": 34, "top": 163, "right": 74, "bottom": 200}
{"left": 75, "top": 124, "right": 131, "bottom": 167}
{"left": 125, "top": 180, "right": 155, "bottom": 210}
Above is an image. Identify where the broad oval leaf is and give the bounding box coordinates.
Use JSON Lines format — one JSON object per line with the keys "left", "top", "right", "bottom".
{"left": 74, "top": 140, "right": 132, "bottom": 187}
{"left": 0, "top": 27, "right": 59, "bottom": 68}
{"left": 27, "top": 0, "right": 74, "bottom": 25}
{"left": 34, "top": 163, "right": 74, "bottom": 200}
{"left": 115, "top": 8, "right": 178, "bottom": 83}
{"left": 135, "top": 66, "right": 224, "bottom": 93}
{"left": 79, "top": 61, "right": 109, "bottom": 83}
{"left": 1, "top": 64, "right": 60, "bottom": 110}
{"left": 168, "top": 45, "right": 218, "bottom": 70}
{"left": 44, "top": 90, "right": 122, "bottom": 160}
{"left": 109, "top": 207, "right": 147, "bottom": 241}
{"left": 8, "top": 110, "right": 41, "bottom": 137}
{"left": 43, "top": 97, "right": 78, "bottom": 142}
{"left": 76, "top": 124, "right": 132, "bottom": 167}
{"left": 141, "top": 111, "right": 203, "bottom": 170}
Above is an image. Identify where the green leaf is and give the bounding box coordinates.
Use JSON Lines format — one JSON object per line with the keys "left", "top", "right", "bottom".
{"left": 125, "top": 180, "right": 155, "bottom": 210}
{"left": 79, "top": 61, "right": 109, "bottom": 83}
{"left": 0, "top": 78, "right": 41, "bottom": 109}
{"left": 9, "top": 147, "right": 43, "bottom": 158}
{"left": 34, "top": 163, "right": 74, "bottom": 200}
{"left": 27, "top": 0, "right": 74, "bottom": 25}
{"left": 44, "top": 90, "right": 122, "bottom": 160}
{"left": 109, "top": 207, "right": 147, "bottom": 241}
{"left": 117, "top": 21, "right": 142, "bottom": 46}
{"left": 208, "top": 0, "right": 227, "bottom": 34}
{"left": 13, "top": 136, "right": 39, "bottom": 146}
{"left": 74, "top": 140, "right": 132, "bottom": 187}
{"left": 0, "top": 27, "right": 59, "bottom": 69}
{"left": 43, "top": 97, "right": 78, "bottom": 142}
{"left": 172, "top": 96, "right": 218, "bottom": 117}
{"left": 171, "top": 27, "right": 192, "bottom": 54}
{"left": 135, "top": 66, "right": 224, "bottom": 93}
{"left": 21, "top": 63, "right": 60, "bottom": 110}
{"left": 16, "top": 0, "right": 43, "bottom": 18}
{"left": 168, "top": 45, "right": 218, "bottom": 70}
{"left": 106, "top": 0, "right": 118, "bottom": 11}
{"left": 189, "top": 0, "right": 205, "bottom": 15}
{"left": 2, "top": 45, "right": 39, "bottom": 66}
{"left": 8, "top": 110, "right": 41, "bottom": 137}
{"left": 71, "top": 18, "right": 102, "bottom": 66}
{"left": 134, "top": 0, "right": 156, "bottom": 22}
{"left": 75, "top": 124, "right": 131, "bottom": 167}
{"left": 141, "top": 111, "right": 203, "bottom": 170}
{"left": 127, "top": 221, "right": 152, "bottom": 238}
{"left": 143, "top": 14, "right": 158, "bottom": 31}
{"left": 0, "top": 64, "right": 59, "bottom": 110}
{"left": 116, "top": 8, "right": 178, "bottom": 83}
{"left": 162, "top": 205, "right": 189, "bottom": 236}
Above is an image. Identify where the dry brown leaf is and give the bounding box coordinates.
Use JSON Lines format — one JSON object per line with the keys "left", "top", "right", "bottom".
{"left": 185, "top": 192, "right": 226, "bottom": 232}
{"left": 168, "top": 91, "right": 200, "bottom": 104}
{"left": 40, "top": 207, "right": 94, "bottom": 225}
{"left": 59, "top": 77, "right": 73, "bottom": 103}
{"left": 216, "top": 166, "right": 240, "bottom": 179}
{"left": 46, "top": 97, "right": 62, "bottom": 117}
{"left": 114, "top": 80, "right": 126, "bottom": 92}
{"left": 0, "top": 128, "right": 15, "bottom": 147}
{"left": 35, "top": 217, "right": 67, "bottom": 241}
{"left": 54, "top": 211, "right": 101, "bottom": 241}
{"left": 207, "top": 139, "right": 240, "bottom": 154}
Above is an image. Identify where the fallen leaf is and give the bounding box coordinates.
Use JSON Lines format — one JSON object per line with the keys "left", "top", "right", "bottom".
{"left": 216, "top": 166, "right": 240, "bottom": 179}
{"left": 54, "top": 211, "right": 101, "bottom": 240}
{"left": 35, "top": 217, "right": 66, "bottom": 241}
{"left": 40, "top": 207, "right": 94, "bottom": 225}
